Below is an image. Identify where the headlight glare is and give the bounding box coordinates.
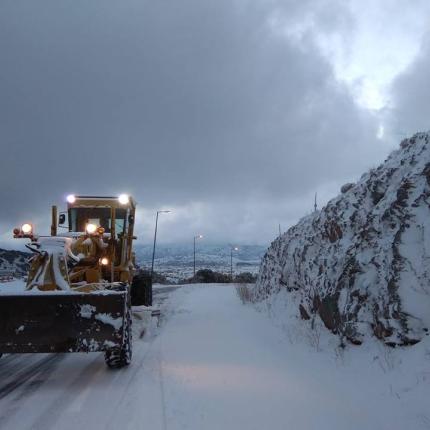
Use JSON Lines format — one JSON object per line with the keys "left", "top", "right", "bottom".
{"left": 86, "top": 223, "right": 97, "bottom": 234}
{"left": 118, "top": 194, "right": 129, "bottom": 205}
{"left": 21, "top": 223, "right": 32, "bottom": 234}
{"left": 67, "top": 194, "right": 76, "bottom": 204}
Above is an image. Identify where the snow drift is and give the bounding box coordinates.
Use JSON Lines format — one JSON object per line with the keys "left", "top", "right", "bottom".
{"left": 254, "top": 132, "right": 430, "bottom": 346}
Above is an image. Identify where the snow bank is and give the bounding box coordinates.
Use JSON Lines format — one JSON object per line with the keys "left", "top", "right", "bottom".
{"left": 254, "top": 132, "right": 430, "bottom": 346}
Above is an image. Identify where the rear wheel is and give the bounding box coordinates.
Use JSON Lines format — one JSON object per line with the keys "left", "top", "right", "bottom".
{"left": 105, "top": 309, "right": 132, "bottom": 369}
{"left": 131, "top": 273, "right": 152, "bottom": 306}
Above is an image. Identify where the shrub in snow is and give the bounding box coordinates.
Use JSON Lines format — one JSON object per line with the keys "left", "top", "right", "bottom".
{"left": 182, "top": 269, "right": 231, "bottom": 284}
{"left": 234, "top": 272, "right": 258, "bottom": 283}
{"left": 236, "top": 284, "right": 254, "bottom": 304}
{"left": 134, "top": 269, "right": 171, "bottom": 285}
{"left": 253, "top": 132, "right": 430, "bottom": 347}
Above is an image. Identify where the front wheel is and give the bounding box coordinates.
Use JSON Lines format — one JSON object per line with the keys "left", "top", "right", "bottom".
{"left": 105, "top": 309, "right": 132, "bottom": 369}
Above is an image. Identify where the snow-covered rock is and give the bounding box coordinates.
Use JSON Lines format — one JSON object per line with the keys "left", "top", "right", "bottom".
{"left": 254, "top": 132, "right": 430, "bottom": 346}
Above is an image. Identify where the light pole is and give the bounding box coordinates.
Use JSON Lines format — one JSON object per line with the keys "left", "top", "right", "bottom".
{"left": 193, "top": 234, "right": 203, "bottom": 276}
{"left": 151, "top": 210, "right": 171, "bottom": 283}
{"left": 230, "top": 246, "right": 239, "bottom": 281}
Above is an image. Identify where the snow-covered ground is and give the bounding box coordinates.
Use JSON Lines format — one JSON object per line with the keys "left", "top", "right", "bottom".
{"left": 0, "top": 279, "right": 26, "bottom": 293}
{"left": 0, "top": 283, "right": 429, "bottom": 429}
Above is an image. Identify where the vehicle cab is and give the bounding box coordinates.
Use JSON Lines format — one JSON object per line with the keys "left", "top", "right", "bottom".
{"left": 57, "top": 194, "right": 137, "bottom": 284}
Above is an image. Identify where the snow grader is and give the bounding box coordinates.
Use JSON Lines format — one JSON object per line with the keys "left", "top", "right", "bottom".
{"left": 0, "top": 195, "right": 152, "bottom": 368}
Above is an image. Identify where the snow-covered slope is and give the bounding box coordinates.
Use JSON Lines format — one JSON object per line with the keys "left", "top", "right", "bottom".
{"left": 254, "top": 132, "right": 430, "bottom": 346}
{"left": 0, "top": 248, "right": 29, "bottom": 277}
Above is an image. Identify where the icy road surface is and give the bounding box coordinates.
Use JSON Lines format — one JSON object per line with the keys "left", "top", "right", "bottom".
{"left": 1, "top": 283, "right": 429, "bottom": 430}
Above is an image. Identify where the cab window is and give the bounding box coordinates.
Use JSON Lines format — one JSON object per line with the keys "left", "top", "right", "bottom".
{"left": 69, "top": 208, "right": 127, "bottom": 235}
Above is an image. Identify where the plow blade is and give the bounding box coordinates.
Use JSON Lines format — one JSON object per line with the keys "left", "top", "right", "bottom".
{"left": 0, "top": 291, "right": 127, "bottom": 354}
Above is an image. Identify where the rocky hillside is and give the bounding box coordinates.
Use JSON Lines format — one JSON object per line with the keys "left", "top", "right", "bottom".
{"left": 253, "top": 132, "right": 430, "bottom": 346}
{"left": 0, "top": 248, "right": 30, "bottom": 277}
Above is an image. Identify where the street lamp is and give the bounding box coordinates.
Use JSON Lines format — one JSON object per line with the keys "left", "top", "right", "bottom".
{"left": 151, "top": 210, "right": 171, "bottom": 284}
{"left": 193, "top": 234, "right": 203, "bottom": 276}
{"left": 230, "top": 246, "right": 239, "bottom": 281}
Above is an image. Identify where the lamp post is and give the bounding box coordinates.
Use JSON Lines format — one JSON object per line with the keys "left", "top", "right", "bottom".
{"left": 151, "top": 210, "right": 171, "bottom": 284}
{"left": 230, "top": 246, "right": 239, "bottom": 281}
{"left": 193, "top": 234, "right": 203, "bottom": 276}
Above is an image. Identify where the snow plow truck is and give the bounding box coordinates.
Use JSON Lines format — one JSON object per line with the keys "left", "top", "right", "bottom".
{"left": 0, "top": 195, "right": 151, "bottom": 368}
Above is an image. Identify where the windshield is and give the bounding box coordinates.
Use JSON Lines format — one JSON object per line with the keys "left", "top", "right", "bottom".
{"left": 69, "top": 208, "right": 127, "bottom": 235}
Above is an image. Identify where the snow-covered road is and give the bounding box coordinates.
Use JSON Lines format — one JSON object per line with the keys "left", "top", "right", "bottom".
{"left": 0, "top": 283, "right": 429, "bottom": 429}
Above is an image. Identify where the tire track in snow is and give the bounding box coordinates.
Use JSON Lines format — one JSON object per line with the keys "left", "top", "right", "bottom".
{"left": 157, "top": 337, "right": 168, "bottom": 430}
{"left": 0, "top": 354, "right": 21, "bottom": 366}
{"left": 0, "top": 354, "right": 62, "bottom": 401}
{"left": 0, "top": 354, "right": 64, "bottom": 430}
{"left": 29, "top": 354, "right": 105, "bottom": 430}
{"left": 105, "top": 291, "right": 175, "bottom": 430}
{"left": 0, "top": 355, "right": 28, "bottom": 380}
{"left": 100, "top": 338, "right": 170, "bottom": 430}
{"left": 104, "top": 335, "right": 163, "bottom": 430}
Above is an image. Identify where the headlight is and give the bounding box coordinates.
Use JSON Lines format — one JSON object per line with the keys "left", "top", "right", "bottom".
{"left": 67, "top": 194, "right": 76, "bottom": 204}
{"left": 118, "top": 194, "right": 129, "bottom": 205}
{"left": 21, "top": 223, "right": 32, "bottom": 234}
{"left": 86, "top": 223, "right": 97, "bottom": 234}
{"left": 100, "top": 257, "right": 109, "bottom": 265}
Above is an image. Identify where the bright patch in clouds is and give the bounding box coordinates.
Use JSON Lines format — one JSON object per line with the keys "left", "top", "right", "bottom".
{"left": 323, "top": 1, "right": 430, "bottom": 111}
{"left": 279, "top": 0, "right": 430, "bottom": 111}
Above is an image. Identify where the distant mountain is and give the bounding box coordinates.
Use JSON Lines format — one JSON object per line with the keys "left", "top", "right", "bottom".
{"left": 134, "top": 243, "right": 266, "bottom": 283}
{"left": 134, "top": 244, "right": 266, "bottom": 268}
{"left": 0, "top": 248, "right": 30, "bottom": 277}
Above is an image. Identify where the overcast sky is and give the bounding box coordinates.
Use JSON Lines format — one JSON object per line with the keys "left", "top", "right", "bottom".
{"left": 1, "top": 0, "right": 429, "bottom": 248}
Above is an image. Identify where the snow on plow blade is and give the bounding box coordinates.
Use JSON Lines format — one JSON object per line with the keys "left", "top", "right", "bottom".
{"left": 0, "top": 291, "right": 127, "bottom": 353}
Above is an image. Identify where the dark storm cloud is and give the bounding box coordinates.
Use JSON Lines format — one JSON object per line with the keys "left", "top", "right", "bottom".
{"left": 0, "top": 0, "right": 382, "bottom": 244}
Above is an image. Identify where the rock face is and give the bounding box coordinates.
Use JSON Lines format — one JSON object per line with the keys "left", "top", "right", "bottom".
{"left": 254, "top": 132, "right": 430, "bottom": 346}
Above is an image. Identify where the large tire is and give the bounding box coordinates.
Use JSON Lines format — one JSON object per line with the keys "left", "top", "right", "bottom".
{"left": 131, "top": 273, "right": 152, "bottom": 306}
{"left": 105, "top": 309, "right": 132, "bottom": 369}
